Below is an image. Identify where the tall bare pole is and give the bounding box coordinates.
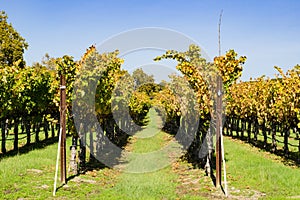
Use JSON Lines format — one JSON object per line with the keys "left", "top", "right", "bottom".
{"left": 216, "top": 9, "right": 228, "bottom": 197}
{"left": 218, "top": 9, "right": 223, "bottom": 56}
{"left": 216, "top": 9, "right": 223, "bottom": 188}
{"left": 60, "top": 74, "right": 67, "bottom": 184}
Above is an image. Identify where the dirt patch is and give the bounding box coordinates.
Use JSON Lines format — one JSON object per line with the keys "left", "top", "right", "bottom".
{"left": 36, "top": 184, "right": 49, "bottom": 189}
{"left": 70, "top": 176, "right": 97, "bottom": 184}
{"left": 172, "top": 159, "right": 266, "bottom": 200}
{"left": 27, "top": 168, "right": 43, "bottom": 174}
{"left": 123, "top": 136, "right": 137, "bottom": 152}
{"left": 163, "top": 134, "right": 173, "bottom": 142}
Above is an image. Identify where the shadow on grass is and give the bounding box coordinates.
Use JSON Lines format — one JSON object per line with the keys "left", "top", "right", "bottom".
{"left": 0, "top": 136, "right": 62, "bottom": 161}
{"left": 161, "top": 120, "right": 222, "bottom": 187}
{"left": 66, "top": 112, "right": 151, "bottom": 183}
{"left": 229, "top": 135, "right": 300, "bottom": 167}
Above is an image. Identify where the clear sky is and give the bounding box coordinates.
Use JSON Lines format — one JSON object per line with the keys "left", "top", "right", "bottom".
{"left": 1, "top": 0, "right": 299, "bottom": 80}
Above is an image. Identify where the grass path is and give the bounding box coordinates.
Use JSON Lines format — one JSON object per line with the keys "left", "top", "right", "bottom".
{"left": 98, "top": 108, "right": 182, "bottom": 199}
{"left": 1, "top": 110, "right": 300, "bottom": 199}
{"left": 223, "top": 137, "right": 300, "bottom": 199}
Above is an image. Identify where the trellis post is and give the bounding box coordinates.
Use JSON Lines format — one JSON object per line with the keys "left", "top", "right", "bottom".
{"left": 60, "top": 74, "right": 67, "bottom": 184}
{"left": 216, "top": 75, "right": 222, "bottom": 187}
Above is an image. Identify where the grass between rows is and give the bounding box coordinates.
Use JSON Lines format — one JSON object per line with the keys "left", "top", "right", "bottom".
{"left": 224, "top": 136, "right": 300, "bottom": 199}
{"left": 224, "top": 126, "right": 300, "bottom": 155}
{"left": 0, "top": 109, "right": 300, "bottom": 199}
{"left": 1, "top": 126, "right": 55, "bottom": 154}
{"left": 97, "top": 108, "right": 180, "bottom": 199}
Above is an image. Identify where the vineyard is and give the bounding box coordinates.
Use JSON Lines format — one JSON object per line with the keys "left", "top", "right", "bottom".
{"left": 0, "top": 48, "right": 152, "bottom": 161}
{"left": 0, "top": 43, "right": 248, "bottom": 171}
{"left": 1, "top": 42, "right": 299, "bottom": 163}
{"left": 1, "top": 9, "right": 300, "bottom": 199}
{"left": 225, "top": 65, "right": 300, "bottom": 162}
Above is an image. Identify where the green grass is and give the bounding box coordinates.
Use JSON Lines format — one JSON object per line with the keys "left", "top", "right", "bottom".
{"left": 1, "top": 110, "right": 300, "bottom": 199}
{"left": 0, "top": 136, "right": 120, "bottom": 199}
{"left": 224, "top": 136, "right": 300, "bottom": 199}
{"left": 0, "top": 136, "right": 71, "bottom": 199}
{"left": 256, "top": 130, "right": 299, "bottom": 153}
{"left": 1, "top": 125, "right": 55, "bottom": 154}
{"left": 225, "top": 126, "right": 300, "bottom": 155}
{"left": 99, "top": 167, "right": 178, "bottom": 200}
{"left": 0, "top": 109, "right": 182, "bottom": 199}
{"left": 132, "top": 108, "right": 165, "bottom": 153}
{"left": 97, "top": 108, "right": 180, "bottom": 199}
{"left": 225, "top": 127, "right": 300, "bottom": 171}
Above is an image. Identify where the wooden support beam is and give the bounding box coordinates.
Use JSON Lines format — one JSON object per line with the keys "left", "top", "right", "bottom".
{"left": 60, "top": 74, "right": 67, "bottom": 184}
{"left": 216, "top": 75, "right": 222, "bottom": 187}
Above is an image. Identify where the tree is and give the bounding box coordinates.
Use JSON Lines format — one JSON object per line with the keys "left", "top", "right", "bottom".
{"left": 41, "top": 53, "right": 57, "bottom": 71}
{"left": 0, "top": 11, "right": 28, "bottom": 68}
{"left": 132, "top": 68, "right": 154, "bottom": 89}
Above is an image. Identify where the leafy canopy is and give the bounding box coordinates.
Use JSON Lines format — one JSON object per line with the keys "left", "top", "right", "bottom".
{"left": 0, "top": 11, "right": 28, "bottom": 68}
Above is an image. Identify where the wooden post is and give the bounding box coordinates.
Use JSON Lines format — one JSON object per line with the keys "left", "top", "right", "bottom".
{"left": 60, "top": 74, "right": 67, "bottom": 184}
{"left": 216, "top": 9, "right": 224, "bottom": 189}
{"left": 216, "top": 75, "right": 222, "bottom": 187}
{"left": 1, "top": 120, "right": 6, "bottom": 154}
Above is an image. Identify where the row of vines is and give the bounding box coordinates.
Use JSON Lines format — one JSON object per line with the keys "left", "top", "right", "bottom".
{"left": 153, "top": 45, "right": 247, "bottom": 172}
{"left": 2, "top": 41, "right": 299, "bottom": 174}
{"left": 72, "top": 47, "right": 152, "bottom": 168}
{"left": 0, "top": 47, "right": 151, "bottom": 167}
{"left": 0, "top": 65, "right": 59, "bottom": 154}
{"left": 153, "top": 44, "right": 300, "bottom": 168}
{"left": 225, "top": 65, "right": 300, "bottom": 160}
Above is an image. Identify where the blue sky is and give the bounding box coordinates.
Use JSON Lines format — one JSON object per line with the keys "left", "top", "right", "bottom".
{"left": 1, "top": 0, "right": 300, "bottom": 80}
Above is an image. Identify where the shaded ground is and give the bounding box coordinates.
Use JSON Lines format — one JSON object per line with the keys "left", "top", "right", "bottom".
{"left": 1, "top": 109, "right": 300, "bottom": 199}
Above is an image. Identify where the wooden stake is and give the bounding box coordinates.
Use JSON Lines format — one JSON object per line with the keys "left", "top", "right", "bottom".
{"left": 216, "top": 75, "right": 222, "bottom": 187}
{"left": 53, "top": 127, "right": 62, "bottom": 196}
{"left": 60, "top": 74, "right": 67, "bottom": 184}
